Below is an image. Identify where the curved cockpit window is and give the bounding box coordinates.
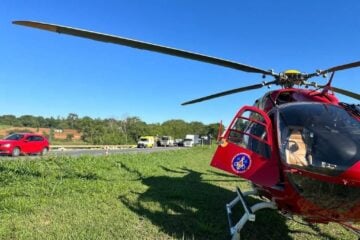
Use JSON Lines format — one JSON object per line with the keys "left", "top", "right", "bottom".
{"left": 278, "top": 103, "right": 360, "bottom": 175}
{"left": 227, "top": 110, "right": 271, "bottom": 159}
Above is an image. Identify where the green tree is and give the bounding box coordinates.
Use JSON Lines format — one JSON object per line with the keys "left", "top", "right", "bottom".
{"left": 0, "top": 115, "right": 18, "bottom": 126}
{"left": 49, "top": 128, "right": 55, "bottom": 142}
{"left": 19, "top": 115, "right": 38, "bottom": 127}
{"left": 67, "top": 113, "right": 79, "bottom": 129}
{"left": 126, "top": 117, "right": 147, "bottom": 143}
{"left": 206, "top": 122, "right": 225, "bottom": 140}
{"left": 0, "top": 113, "right": 226, "bottom": 146}
{"left": 161, "top": 120, "right": 189, "bottom": 139}
{"left": 146, "top": 123, "right": 162, "bottom": 137}
{"left": 66, "top": 133, "right": 74, "bottom": 141}
{"left": 188, "top": 121, "right": 206, "bottom": 135}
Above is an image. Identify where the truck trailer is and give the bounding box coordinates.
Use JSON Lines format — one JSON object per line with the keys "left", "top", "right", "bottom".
{"left": 183, "top": 134, "right": 199, "bottom": 147}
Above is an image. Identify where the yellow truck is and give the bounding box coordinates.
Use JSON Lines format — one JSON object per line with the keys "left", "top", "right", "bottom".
{"left": 137, "top": 136, "right": 155, "bottom": 148}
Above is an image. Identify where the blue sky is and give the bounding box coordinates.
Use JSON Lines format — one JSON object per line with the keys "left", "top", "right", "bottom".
{"left": 1, "top": 1, "right": 359, "bottom": 125}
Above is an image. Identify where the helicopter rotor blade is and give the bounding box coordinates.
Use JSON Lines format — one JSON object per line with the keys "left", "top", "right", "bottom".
{"left": 321, "top": 61, "right": 360, "bottom": 74}
{"left": 181, "top": 81, "right": 276, "bottom": 105}
{"left": 307, "top": 60, "right": 360, "bottom": 78}
{"left": 13, "top": 20, "right": 275, "bottom": 76}
{"left": 332, "top": 86, "right": 360, "bottom": 100}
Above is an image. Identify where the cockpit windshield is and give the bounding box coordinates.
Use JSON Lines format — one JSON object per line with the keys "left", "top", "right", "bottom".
{"left": 278, "top": 103, "right": 360, "bottom": 175}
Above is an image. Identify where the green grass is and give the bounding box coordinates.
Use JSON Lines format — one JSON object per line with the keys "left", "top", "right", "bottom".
{"left": 0, "top": 147, "right": 357, "bottom": 240}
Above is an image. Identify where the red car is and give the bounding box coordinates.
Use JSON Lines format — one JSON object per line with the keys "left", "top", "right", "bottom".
{"left": 0, "top": 133, "right": 50, "bottom": 157}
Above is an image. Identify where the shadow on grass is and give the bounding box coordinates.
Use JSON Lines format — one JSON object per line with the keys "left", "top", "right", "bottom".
{"left": 118, "top": 164, "right": 292, "bottom": 240}
{"left": 56, "top": 172, "right": 101, "bottom": 181}
{"left": 0, "top": 165, "right": 42, "bottom": 178}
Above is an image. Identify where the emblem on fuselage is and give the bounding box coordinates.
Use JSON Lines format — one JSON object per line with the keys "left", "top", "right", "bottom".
{"left": 231, "top": 153, "right": 251, "bottom": 173}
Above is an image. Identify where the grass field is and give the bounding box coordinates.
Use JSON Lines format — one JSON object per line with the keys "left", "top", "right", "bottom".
{"left": 0, "top": 147, "right": 357, "bottom": 240}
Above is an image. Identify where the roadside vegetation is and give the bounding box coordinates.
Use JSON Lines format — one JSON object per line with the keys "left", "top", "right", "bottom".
{"left": 0, "top": 114, "right": 221, "bottom": 145}
{"left": 0, "top": 147, "right": 356, "bottom": 239}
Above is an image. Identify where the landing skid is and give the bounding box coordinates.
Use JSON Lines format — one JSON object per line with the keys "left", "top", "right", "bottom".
{"left": 226, "top": 187, "right": 277, "bottom": 240}
{"left": 340, "top": 222, "right": 360, "bottom": 239}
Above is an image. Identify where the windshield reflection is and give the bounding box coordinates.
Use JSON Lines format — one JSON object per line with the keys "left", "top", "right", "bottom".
{"left": 278, "top": 103, "right": 360, "bottom": 175}
{"left": 5, "top": 134, "right": 24, "bottom": 141}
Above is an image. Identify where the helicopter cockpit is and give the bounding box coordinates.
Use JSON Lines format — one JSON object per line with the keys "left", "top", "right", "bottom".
{"left": 278, "top": 102, "right": 360, "bottom": 175}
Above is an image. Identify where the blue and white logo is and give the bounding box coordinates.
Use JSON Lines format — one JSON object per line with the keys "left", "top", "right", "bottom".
{"left": 231, "top": 153, "right": 251, "bottom": 173}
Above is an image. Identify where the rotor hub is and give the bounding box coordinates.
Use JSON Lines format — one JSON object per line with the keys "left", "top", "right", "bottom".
{"left": 278, "top": 70, "right": 306, "bottom": 87}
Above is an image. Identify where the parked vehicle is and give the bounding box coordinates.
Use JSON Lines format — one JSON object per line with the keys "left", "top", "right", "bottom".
{"left": 174, "top": 138, "right": 184, "bottom": 147}
{"left": 160, "top": 136, "right": 174, "bottom": 147}
{"left": 0, "top": 133, "right": 49, "bottom": 156}
{"left": 199, "top": 135, "right": 212, "bottom": 145}
{"left": 137, "top": 136, "right": 155, "bottom": 148}
{"left": 183, "top": 134, "right": 199, "bottom": 147}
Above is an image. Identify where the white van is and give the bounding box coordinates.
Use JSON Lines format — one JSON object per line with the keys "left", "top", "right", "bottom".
{"left": 160, "top": 136, "right": 174, "bottom": 147}
{"left": 183, "top": 134, "right": 199, "bottom": 147}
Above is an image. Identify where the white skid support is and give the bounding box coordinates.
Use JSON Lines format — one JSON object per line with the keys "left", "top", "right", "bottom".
{"left": 226, "top": 187, "right": 277, "bottom": 240}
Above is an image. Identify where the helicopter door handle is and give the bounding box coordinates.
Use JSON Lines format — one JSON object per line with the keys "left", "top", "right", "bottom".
{"left": 284, "top": 169, "right": 299, "bottom": 174}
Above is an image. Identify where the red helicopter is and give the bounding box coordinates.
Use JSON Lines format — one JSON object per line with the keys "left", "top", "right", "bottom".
{"left": 13, "top": 20, "right": 360, "bottom": 239}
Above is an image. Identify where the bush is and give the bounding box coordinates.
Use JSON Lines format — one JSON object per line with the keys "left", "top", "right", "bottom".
{"left": 66, "top": 133, "right": 74, "bottom": 141}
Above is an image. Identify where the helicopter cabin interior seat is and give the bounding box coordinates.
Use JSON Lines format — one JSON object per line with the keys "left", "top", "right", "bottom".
{"left": 286, "top": 130, "right": 309, "bottom": 167}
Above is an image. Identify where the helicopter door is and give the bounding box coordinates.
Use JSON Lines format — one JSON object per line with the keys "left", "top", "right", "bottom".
{"left": 211, "top": 106, "right": 279, "bottom": 187}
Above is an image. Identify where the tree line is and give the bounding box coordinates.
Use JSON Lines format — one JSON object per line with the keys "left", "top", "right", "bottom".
{"left": 0, "top": 114, "right": 222, "bottom": 145}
